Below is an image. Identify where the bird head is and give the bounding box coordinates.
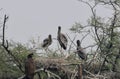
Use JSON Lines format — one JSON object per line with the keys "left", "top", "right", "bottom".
{"left": 49, "top": 34, "right": 52, "bottom": 39}
{"left": 76, "top": 40, "right": 81, "bottom": 47}
{"left": 58, "top": 26, "right": 61, "bottom": 30}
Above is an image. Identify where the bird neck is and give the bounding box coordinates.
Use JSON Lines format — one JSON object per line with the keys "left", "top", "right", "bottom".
{"left": 58, "top": 29, "right": 61, "bottom": 35}
{"left": 49, "top": 36, "right": 52, "bottom": 41}
{"left": 77, "top": 43, "right": 80, "bottom": 47}
{"left": 77, "top": 43, "right": 82, "bottom": 50}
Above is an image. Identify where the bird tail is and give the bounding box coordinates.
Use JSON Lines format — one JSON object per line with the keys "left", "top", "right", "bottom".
{"left": 63, "top": 45, "right": 67, "bottom": 50}
{"left": 42, "top": 44, "right": 46, "bottom": 48}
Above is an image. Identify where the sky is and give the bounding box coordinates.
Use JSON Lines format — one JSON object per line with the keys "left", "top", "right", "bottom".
{"left": 0, "top": 0, "right": 113, "bottom": 49}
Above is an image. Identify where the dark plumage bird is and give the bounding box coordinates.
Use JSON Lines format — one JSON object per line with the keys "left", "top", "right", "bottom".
{"left": 25, "top": 53, "right": 35, "bottom": 79}
{"left": 42, "top": 34, "right": 52, "bottom": 48}
{"left": 76, "top": 40, "right": 87, "bottom": 60}
{"left": 57, "top": 26, "right": 68, "bottom": 50}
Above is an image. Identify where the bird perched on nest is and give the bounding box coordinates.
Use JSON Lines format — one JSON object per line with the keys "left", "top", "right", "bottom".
{"left": 42, "top": 34, "right": 52, "bottom": 48}
{"left": 75, "top": 40, "right": 87, "bottom": 60}
{"left": 24, "top": 53, "right": 35, "bottom": 79}
{"left": 57, "top": 26, "right": 68, "bottom": 50}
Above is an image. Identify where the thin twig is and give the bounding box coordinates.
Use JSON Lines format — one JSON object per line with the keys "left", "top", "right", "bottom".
{"left": 66, "top": 33, "right": 76, "bottom": 47}
{"left": 68, "top": 34, "right": 77, "bottom": 54}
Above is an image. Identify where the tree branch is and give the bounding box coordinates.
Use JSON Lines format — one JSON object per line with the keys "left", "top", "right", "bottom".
{"left": 2, "top": 15, "right": 24, "bottom": 73}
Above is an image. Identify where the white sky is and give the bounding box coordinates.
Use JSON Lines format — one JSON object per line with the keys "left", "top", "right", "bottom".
{"left": 0, "top": 0, "right": 113, "bottom": 49}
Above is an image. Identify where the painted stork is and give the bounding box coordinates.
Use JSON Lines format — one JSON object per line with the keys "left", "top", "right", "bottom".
{"left": 57, "top": 26, "right": 68, "bottom": 50}
{"left": 25, "top": 53, "right": 35, "bottom": 79}
{"left": 76, "top": 40, "right": 87, "bottom": 60}
{"left": 42, "top": 34, "right": 52, "bottom": 48}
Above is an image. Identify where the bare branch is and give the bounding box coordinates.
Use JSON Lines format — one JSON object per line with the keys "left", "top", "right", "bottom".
{"left": 68, "top": 34, "right": 77, "bottom": 54}
{"left": 2, "top": 14, "right": 24, "bottom": 73}
{"left": 66, "top": 33, "right": 77, "bottom": 47}
{"left": 2, "top": 15, "right": 8, "bottom": 45}
{"left": 80, "top": 31, "right": 90, "bottom": 44}
{"left": 18, "top": 68, "right": 61, "bottom": 79}
{"left": 78, "top": 64, "right": 83, "bottom": 79}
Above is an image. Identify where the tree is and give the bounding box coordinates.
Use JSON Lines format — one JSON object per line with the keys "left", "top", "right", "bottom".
{"left": 0, "top": 15, "right": 35, "bottom": 78}
{"left": 70, "top": 0, "right": 120, "bottom": 74}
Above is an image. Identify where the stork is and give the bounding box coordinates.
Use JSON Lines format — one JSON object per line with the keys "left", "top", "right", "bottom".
{"left": 76, "top": 40, "right": 87, "bottom": 60}
{"left": 57, "top": 26, "right": 68, "bottom": 50}
{"left": 42, "top": 34, "right": 52, "bottom": 48}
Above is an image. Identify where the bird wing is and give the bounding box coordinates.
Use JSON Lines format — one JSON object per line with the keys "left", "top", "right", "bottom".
{"left": 44, "top": 39, "right": 49, "bottom": 44}
{"left": 25, "top": 59, "right": 35, "bottom": 75}
{"left": 25, "top": 60, "right": 30, "bottom": 74}
{"left": 77, "top": 48, "right": 87, "bottom": 60}
{"left": 42, "top": 38, "right": 49, "bottom": 47}
{"left": 60, "top": 33, "right": 68, "bottom": 47}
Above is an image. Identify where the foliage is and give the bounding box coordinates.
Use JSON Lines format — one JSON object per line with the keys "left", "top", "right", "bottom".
{"left": 71, "top": 0, "right": 120, "bottom": 74}
{"left": 0, "top": 41, "right": 34, "bottom": 78}
{"left": 0, "top": 0, "right": 120, "bottom": 79}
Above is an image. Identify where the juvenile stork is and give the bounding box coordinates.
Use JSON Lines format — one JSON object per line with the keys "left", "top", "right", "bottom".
{"left": 76, "top": 40, "right": 87, "bottom": 60}
{"left": 25, "top": 53, "right": 35, "bottom": 79}
{"left": 57, "top": 26, "right": 68, "bottom": 50}
{"left": 42, "top": 34, "right": 52, "bottom": 48}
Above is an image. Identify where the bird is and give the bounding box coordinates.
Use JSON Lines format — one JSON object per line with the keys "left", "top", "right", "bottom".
{"left": 57, "top": 26, "right": 68, "bottom": 50}
{"left": 24, "top": 53, "right": 35, "bottom": 79}
{"left": 42, "top": 34, "right": 52, "bottom": 48}
{"left": 75, "top": 40, "right": 87, "bottom": 60}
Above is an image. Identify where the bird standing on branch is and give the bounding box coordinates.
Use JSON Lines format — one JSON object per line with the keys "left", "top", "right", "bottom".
{"left": 42, "top": 34, "right": 52, "bottom": 48}
{"left": 75, "top": 40, "right": 87, "bottom": 60}
{"left": 57, "top": 26, "right": 68, "bottom": 50}
{"left": 24, "top": 53, "right": 35, "bottom": 79}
